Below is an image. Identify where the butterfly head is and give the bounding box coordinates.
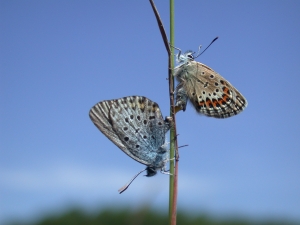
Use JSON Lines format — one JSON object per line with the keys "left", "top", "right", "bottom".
{"left": 177, "top": 50, "right": 195, "bottom": 64}
{"left": 184, "top": 51, "right": 195, "bottom": 60}
{"left": 145, "top": 167, "right": 157, "bottom": 177}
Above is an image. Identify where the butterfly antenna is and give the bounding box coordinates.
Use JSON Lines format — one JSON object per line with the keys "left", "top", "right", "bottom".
{"left": 178, "top": 144, "right": 188, "bottom": 148}
{"left": 118, "top": 168, "right": 147, "bottom": 194}
{"left": 194, "top": 36, "right": 219, "bottom": 59}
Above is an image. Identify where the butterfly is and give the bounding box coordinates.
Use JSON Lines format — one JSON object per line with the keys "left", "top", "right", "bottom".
{"left": 89, "top": 96, "right": 173, "bottom": 193}
{"left": 173, "top": 45, "right": 248, "bottom": 118}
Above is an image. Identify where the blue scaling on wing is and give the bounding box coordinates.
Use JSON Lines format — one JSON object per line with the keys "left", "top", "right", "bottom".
{"left": 89, "top": 96, "right": 173, "bottom": 193}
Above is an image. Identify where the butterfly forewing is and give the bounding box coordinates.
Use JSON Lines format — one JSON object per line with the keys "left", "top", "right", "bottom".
{"left": 89, "top": 96, "right": 170, "bottom": 167}
{"left": 89, "top": 100, "right": 127, "bottom": 151}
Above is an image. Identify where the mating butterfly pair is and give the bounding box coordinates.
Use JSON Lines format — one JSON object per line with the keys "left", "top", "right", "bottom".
{"left": 89, "top": 46, "right": 247, "bottom": 193}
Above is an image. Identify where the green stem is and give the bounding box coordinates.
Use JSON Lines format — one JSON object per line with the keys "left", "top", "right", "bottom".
{"left": 169, "top": 1, "right": 177, "bottom": 225}
{"left": 148, "top": 1, "right": 177, "bottom": 224}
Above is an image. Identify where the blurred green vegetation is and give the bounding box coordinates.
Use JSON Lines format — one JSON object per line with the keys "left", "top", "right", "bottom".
{"left": 7, "top": 208, "right": 299, "bottom": 225}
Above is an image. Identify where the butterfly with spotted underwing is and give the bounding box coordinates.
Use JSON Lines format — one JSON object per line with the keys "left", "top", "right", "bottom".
{"left": 89, "top": 96, "right": 173, "bottom": 193}
{"left": 173, "top": 39, "right": 247, "bottom": 118}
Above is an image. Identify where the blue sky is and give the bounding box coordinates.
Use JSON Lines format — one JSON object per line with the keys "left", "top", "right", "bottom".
{"left": 1, "top": 0, "right": 300, "bottom": 223}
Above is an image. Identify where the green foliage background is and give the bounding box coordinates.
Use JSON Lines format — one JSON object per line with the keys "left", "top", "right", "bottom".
{"left": 7, "top": 208, "right": 299, "bottom": 225}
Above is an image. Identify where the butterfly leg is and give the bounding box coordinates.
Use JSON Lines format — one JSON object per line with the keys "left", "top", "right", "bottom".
{"left": 160, "top": 157, "right": 176, "bottom": 175}
{"left": 161, "top": 170, "right": 172, "bottom": 176}
{"left": 164, "top": 157, "right": 175, "bottom": 163}
{"left": 169, "top": 44, "right": 195, "bottom": 66}
{"left": 169, "top": 43, "right": 182, "bottom": 59}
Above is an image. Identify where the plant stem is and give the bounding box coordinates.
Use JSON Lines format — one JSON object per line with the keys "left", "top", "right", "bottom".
{"left": 168, "top": 1, "right": 178, "bottom": 225}
{"left": 148, "top": 1, "right": 178, "bottom": 224}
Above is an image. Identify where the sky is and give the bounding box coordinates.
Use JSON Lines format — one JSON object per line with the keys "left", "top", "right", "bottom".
{"left": 1, "top": 0, "right": 300, "bottom": 224}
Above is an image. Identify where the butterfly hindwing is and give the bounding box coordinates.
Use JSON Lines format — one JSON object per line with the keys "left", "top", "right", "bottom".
{"left": 174, "top": 53, "right": 247, "bottom": 118}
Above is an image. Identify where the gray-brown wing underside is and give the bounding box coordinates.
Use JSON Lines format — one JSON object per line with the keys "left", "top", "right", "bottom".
{"left": 175, "top": 61, "right": 247, "bottom": 118}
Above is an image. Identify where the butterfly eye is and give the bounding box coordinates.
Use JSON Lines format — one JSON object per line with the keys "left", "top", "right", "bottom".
{"left": 187, "top": 54, "right": 194, "bottom": 59}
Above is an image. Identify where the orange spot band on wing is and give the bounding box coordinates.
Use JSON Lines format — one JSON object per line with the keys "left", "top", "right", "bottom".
{"left": 222, "top": 94, "right": 230, "bottom": 103}
{"left": 222, "top": 87, "right": 230, "bottom": 95}
{"left": 212, "top": 99, "right": 219, "bottom": 107}
{"left": 218, "top": 98, "right": 226, "bottom": 106}
{"left": 205, "top": 99, "right": 213, "bottom": 108}
{"left": 199, "top": 101, "right": 205, "bottom": 106}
